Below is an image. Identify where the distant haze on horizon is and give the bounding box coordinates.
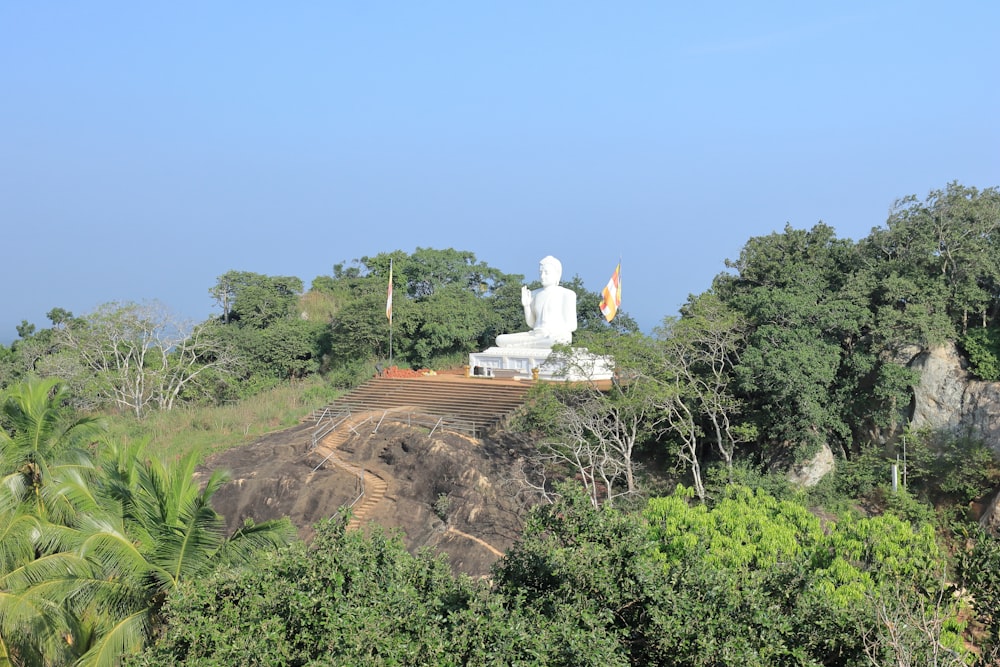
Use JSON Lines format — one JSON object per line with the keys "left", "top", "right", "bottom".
{"left": 2, "top": 3, "right": 997, "bottom": 346}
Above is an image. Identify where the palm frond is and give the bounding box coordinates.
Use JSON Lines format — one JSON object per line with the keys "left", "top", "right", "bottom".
{"left": 39, "top": 465, "right": 102, "bottom": 526}
{"left": 158, "top": 497, "right": 225, "bottom": 587}
{"left": 0, "top": 473, "right": 28, "bottom": 514}
{"left": 78, "top": 519, "right": 165, "bottom": 589}
{"left": 0, "top": 582, "right": 78, "bottom": 665}
{"left": 0, "top": 551, "right": 92, "bottom": 595}
{"left": 0, "top": 508, "right": 40, "bottom": 574}
{"left": 0, "top": 378, "right": 105, "bottom": 523}
{"left": 93, "top": 437, "right": 149, "bottom": 514}
{"left": 73, "top": 608, "right": 150, "bottom": 667}
{"left": 217, "top": 517, "right": 296, "bottom": 566}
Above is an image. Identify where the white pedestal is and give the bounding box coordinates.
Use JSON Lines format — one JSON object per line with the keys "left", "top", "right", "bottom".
{"left": 468, "top": 347, "right": 614, "bottom": 382}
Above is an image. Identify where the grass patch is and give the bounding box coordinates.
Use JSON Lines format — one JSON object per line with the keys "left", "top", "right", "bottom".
{"left": 103, "top": 378, "right": 343, "bottom": 463}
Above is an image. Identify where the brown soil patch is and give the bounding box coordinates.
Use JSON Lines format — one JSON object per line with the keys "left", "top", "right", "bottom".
{"left": 200, "top": 417, "right": 539, "bottom": 577}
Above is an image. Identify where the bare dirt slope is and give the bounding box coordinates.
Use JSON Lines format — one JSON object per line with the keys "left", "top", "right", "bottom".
{"left": 200, "top": 415, "right": 538, "bottom": 578}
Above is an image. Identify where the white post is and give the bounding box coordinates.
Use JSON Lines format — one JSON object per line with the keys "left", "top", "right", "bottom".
{"left": 901, "top": 436, "right": 907, "bottom": 488}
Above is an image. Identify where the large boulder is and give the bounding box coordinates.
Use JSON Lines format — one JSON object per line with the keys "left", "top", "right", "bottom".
{"left": 908, "top": 343, "right": 1000, "bottom": 452}
{"left": 786, "top": 442, "right": 836, "bottom": 487}
{"left": 201, "top": 420, "right": 533, "bottom": 578}
{"left": 978, "top": 489, "right": 1000, "bottom": 533}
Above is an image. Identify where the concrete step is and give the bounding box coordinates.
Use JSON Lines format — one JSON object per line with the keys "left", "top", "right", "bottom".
{"left": 306, "top": 376, "right": 534, "bottom": 437}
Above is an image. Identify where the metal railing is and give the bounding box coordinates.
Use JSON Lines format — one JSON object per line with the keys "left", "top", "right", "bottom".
{"left": 308, "top": 407, "right": 495, "bottom": 525}
{"left": 311, "top": 409, "right": 353, "bottom": 450}
{"left": 317, "top": 404, "right": 486, "bottom": 437}
{"left": 348, "top": 468, "right": 365, "bottom": 508}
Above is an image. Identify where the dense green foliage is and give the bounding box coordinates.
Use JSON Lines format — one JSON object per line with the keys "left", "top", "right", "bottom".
{"left": 131, "top": 517, "right": 629, "bottom": 667}
{"left": 1, "top": 248, "right": 635, "bottom": 405}
{"left": 0, "top": 379, "right": 294, "bottom": 667}
{"left": 712, "top": 183, "right": 1000, "bottom": 464}
{"left": 904, "top": 429, "right": 1000, "bottom": 506}
{"left": 957, "top": 525, "right": 1000, "bottom": 660}
{"left": 960, "top": 326, "right": 1000, "bottom": 381}
{"left": 132, "top": 485, "right": 975, "bottom": 666}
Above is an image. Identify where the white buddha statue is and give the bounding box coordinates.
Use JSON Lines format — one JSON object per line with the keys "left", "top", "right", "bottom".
{"left": 496, "top": 255, "right": 577, "bottom": 349}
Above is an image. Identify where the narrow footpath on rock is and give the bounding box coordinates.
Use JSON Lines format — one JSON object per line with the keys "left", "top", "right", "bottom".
{"left": 310, "top": 408, "right": 506, "bottom": 558}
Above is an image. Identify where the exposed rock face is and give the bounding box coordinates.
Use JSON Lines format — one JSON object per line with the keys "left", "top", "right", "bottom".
{"left": 979, "top": 491, "right": 1000, "bottom": 533}
{"left": 787, "top": 442, "right": 836, "bottom": 487}
{"left": 201, "top": 420, "right": 535, "bottom": 578}
{"left": 788, "top": 342, "right": 997, "bottom": 488}
{"left": 905, "top": 343, "right": 1000, "bottom": 532}
{"left": 908, "top": 343, "right": 1000, "bottom": 451}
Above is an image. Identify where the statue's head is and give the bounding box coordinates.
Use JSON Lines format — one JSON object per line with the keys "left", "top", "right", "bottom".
{"left": 539, "top": 256, "right": 562, "bottom": 287}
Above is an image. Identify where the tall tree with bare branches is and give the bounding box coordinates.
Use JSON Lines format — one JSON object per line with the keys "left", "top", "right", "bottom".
{"left": 48, "top": 301, "right": 238, "bottom": 418}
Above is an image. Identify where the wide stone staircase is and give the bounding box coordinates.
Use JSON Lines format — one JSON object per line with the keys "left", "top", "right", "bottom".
{"left": 305, "top": 375, "right": 535, "bottom": 438}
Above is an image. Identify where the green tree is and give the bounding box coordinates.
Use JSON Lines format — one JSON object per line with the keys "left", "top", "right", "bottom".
{"left": 0, "top": 314, "right": 67, "bottom": 391}
{"left": 373, "top": 247, "right": 526, "bottom": 357}
{"left": 492, "top": 484, "right": 656, "bottom": 665}
{"left": 0, "top": 344, "right": 16, "bottom": 393}
{"left": 956, "top": 526, "right": 1000, "bottom": 662}
{"left": 496, "top": 482, "right": 964, "bottom": 666}
{"left": 0, "top": 394, "right": 294, "bottom": 667}
{"left": 213, "top": 318, "right": 327, "bottom": 391}
{"left": 50, "top": 302, "right": 238, "bottom": 418}
{"left": 0, "top": 503, "right": 92, "bottom": 667}
{"left": 644, "top": 484, "right": 969, "bottom": 666}
{"left": 355, "top": 247, "right": 512, "bottom": 302}
{"left": 324, "top": 249, "right": 527, "bottom": 373}
{"left": 713, "top": 221, "right": 914, "bottom": 462}
{"left": 70, "top": 441, "right": 295, "bottom": 666}
{"left": 136, "top": 519, "right": 483, "bottom": 666}
{"left": 902, "top": 428, "right": 1000, "bottom": 507}
{"left": 890, "top": 183, "right": 1000, "bottom": 333}
{"left": 855, "top": 183, "right": 1000, "bottom": 350}
{"left": 209, "top": 271, "right": 303, "bottom": 328}
{"left": 136, "top": 509, "right": 636, "bottom": 666}
{"left": 405, "top": 283, "right": 495, "bottom": 368}
{"left": 653, "top": 293, "right": 751, "bottom": 497}
{"left": 328, "top": 282, "right": 396, "bottom": 373}
{"left": 0, "top": 378, "right": 104, "bottom": 523}
{"left": 0, "top": 379, "right": 102, "bottom": 665}
{"left": 959, "top": 326, "right": 1000, "bottom": 380}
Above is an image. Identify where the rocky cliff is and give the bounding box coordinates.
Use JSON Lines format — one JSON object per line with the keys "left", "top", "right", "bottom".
{"left": 908, "top": 343, "right": 1000, "bottom": 450}
{"left": 907, "top": 343, "right": 1000, "bottom": 530}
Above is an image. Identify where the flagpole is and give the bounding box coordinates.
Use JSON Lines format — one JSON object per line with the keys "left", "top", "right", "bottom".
{"left": 387, "top": 259, "right": 393, "bottom": 365}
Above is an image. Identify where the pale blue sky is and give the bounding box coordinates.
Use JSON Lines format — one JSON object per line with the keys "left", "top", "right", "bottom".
{"left": 2, "top": 2, "right": 998, "bottom": 343}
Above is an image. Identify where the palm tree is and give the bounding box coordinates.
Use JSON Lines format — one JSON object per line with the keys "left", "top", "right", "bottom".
{"left": 0, "top": 502, "right": 94, "bottom": 667}
{"left": 0, "top": 382, "right": 294, "bottom": 666}
{"left": 0, "top": 378, "right": 106, "bottom": 666}
{"left": 0, "top": 378, "right": 104, "bottom": 524}
{"left": 70, "top": 444, "right": 295, "bottom": 666}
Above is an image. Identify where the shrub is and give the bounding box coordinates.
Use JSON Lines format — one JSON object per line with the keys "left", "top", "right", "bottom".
{"left": 960, "top": 327, "right": 1000, "bottom": 381}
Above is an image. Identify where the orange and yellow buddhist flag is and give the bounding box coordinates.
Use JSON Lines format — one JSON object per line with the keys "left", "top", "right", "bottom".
{"left": 599, "top": 263, "right": 621, "bottom": 322}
